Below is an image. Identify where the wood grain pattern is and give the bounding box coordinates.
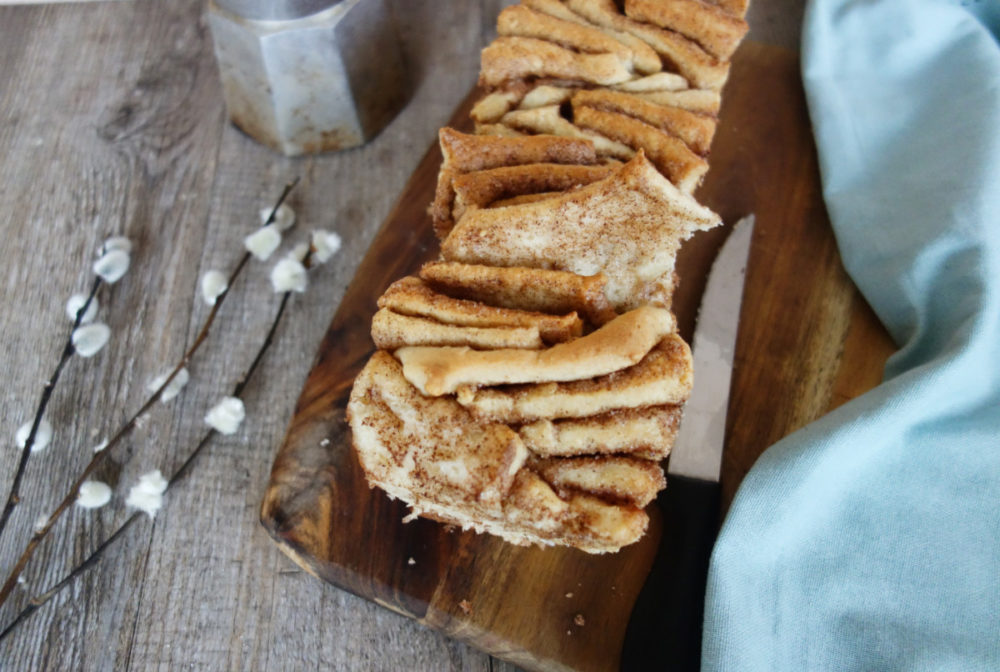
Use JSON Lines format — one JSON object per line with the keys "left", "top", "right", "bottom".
{"left": 0, "top": 2, "right": 522, "bottom": 670}
{"left": 261, "top": 91, "right": 662, "bottom": 672}
{"left": 0, "top": 2, "right": 877, "bottom": 671}
{"left": 261, "top": 41, "right": 897, "bottom": 672}
{"left": 695, "top": 45, "right": 898, "bottom": 513}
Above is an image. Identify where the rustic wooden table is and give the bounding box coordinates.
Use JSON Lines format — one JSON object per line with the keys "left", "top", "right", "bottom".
{"left": 0, "top": 1, "right": 802, "bottom": 669}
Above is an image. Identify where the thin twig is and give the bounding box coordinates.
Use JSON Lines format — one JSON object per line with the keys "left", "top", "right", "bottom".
{"left": 0, "top": 513, "right": 142, "bottom": 642}
{"left": 0, "top": 276, "right": 102, "bottom": 537}
{"left": 0, "top": 178, "right": 300, "bottom": 608}
{"left": 0, "top": 288, "right": 295, "bottom": 642}
{"left": 171, "top": 293, "right": 291, "bottom": 489}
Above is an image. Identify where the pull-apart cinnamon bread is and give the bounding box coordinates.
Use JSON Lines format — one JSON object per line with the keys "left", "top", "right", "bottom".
{"left": 347, "top": 0, "right": 748, "bottom": 553}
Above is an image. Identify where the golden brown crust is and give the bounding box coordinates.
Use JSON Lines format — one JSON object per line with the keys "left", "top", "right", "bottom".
{"left": 498, "top": 4, "right": 636, "bottom": 64}
{"left": 520, "top": 0, "right": 663, "bottom": 75}
{"left": 439, "top": 127, "right": 599, "bottom": 173}
{"left": 488, "top": 191, "right": 564, "bottom": 208}
{"left": 535, "top": 456, "right": 666, "bottom": 507}
{"left": 611, "top": 72, "right": 690, "bottom": 92}
{"left": 503, "top": 104, "right": 579, "bottom": 138}
{"left": 519, "top": 404, "right": 682, "bottom": 459}
{"left": 441, "top": 153, "right": 719, "bottom": 310}
{"left": 519, "top": 83, "right": 577, "bottom": 109}
{"left": 504, "top": 470, "right": 649, "bottom": 552}
{"left": 632, "top": 88, "right": 722, "bottom": 116}
{"left": 431, "top": 128, "right": 598, "bottom": 238}
{"left": 429, "top": 166, "right": 458, "bottom": 238}
{"left": 470, "top": 90, "right": 522, "bottom": 124}
{"left": 624, "top": 0, "right": 748, "bottom": 60}
{"left": 480, "top": 36, "right": 633, "bottom": 88}
{"left": 711, "top": 0, "right": 750, "bottom": 19}
{"left": 396, "top": 306, "right": 675, "bottom": 396}
{"left": 379, "top": 276, "right": 583, "bottom": 343}
{"left": 347, "top": 0, "right": 755, "bottom": 552}
{"left": 350, "top": 352, "right": 651, "bottom": 553}
{"left": 474, "top": 123, "right": 527, "bottom": 138}
{"left": 363, "top": 466, "right": 649, "bottom": 554}
{"left": 591, "top": 27, "right": 663, "bottom": 76}
{"left": 457, "top": 334, "right": 693, "bottom": 423}
{"left": 511, "top": 75, "right": 717, "bottom": 117}
{"left": 371, "top": 309, "right": 544, "bottom": 350}
{"left": 573, "top": 88, "right": 717, "bottom": 156}
{"left": 452, "top": 162, "right": 617, "bottom": 222}
{"left": 348, "top": 351, "right": 528, "bottom": 509}
{"left": 556, "top": 490, "right": 649, "bottom": 552}
{"left": 520, "top": 0, "right": 591, "bottom": 25}
{"left": 500, "top": 106, "right": 637, "bottom": 161}
{"left": 420, "top": 261, "right": 619, "bottom": 326}
{"left": 572, "top": 106, "right": 708, "bottom": 192}
{"left": 566, "top": 0, "right": 730, "bottom": 90}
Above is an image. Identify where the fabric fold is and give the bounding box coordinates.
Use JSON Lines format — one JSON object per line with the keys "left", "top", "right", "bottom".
{"left": 703, "top": 1, "right": 1000, "bottom": 669}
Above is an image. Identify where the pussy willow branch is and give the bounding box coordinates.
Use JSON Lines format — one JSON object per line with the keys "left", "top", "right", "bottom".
{"left": 0, "top": 276, "right": 102, "bottom": 538}
{"left": 0, "top": 287, "right": 295, "bottom": 643}
{"left": 0, "top": 177, "right": 299, "bottom": 608}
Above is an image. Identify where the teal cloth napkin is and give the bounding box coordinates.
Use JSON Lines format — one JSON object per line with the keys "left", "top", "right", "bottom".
{"left": 702, "top": 1, "right": 1000, "bottom": 670}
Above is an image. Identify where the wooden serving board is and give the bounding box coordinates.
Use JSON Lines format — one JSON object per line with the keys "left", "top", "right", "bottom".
{"left": 261, "top": 42, "right": 895, "bottom": 672}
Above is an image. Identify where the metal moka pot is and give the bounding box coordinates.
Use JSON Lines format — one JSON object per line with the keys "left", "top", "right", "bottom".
{"left": 207, "top": 0, "right": 408, "bottom": 156}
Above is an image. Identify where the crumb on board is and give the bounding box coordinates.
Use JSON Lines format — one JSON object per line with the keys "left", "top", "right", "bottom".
{"left": 320, "top": 437, "right": 331, "bottom": 446}
{"left": 574, "top": 614, "right": 585, "bottom": 627}
{"left": 459, "top": 600, "right": 472, "bottom": 615}
{"left": 565, "top": 592, "right": 573, "bottom": 598}
{"left": 566, "top": 630, "right": 572, "bottom": 636}
{"left": 407, "top": 557, "right": 416, "bottom": 566}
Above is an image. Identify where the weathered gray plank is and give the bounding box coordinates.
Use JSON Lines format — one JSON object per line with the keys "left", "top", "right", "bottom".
{"left": 0, "top": 1, "right": 227, "bottom": 671}
{"left": 0, "top": 0, "right": 514, "bottom": 670}
{"left": 0, "top": 1, "right": 798, "bottom": 670}
{"left": 114, "top": 1, "right": 515, "bottom": 670}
